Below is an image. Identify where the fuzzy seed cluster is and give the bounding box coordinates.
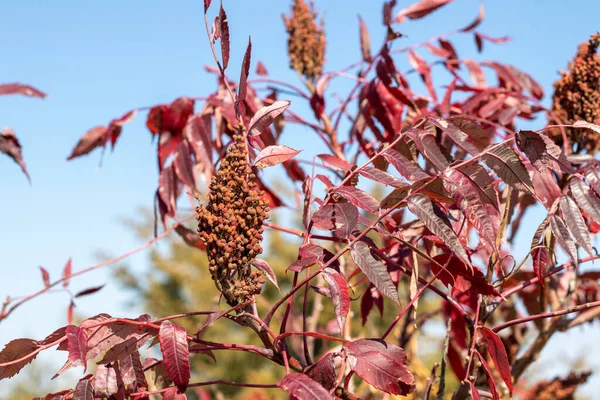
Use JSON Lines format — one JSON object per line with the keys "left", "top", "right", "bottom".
{"left": 548, "top": 33, "right": 600, "bottom": 154}
{"left": 283, "top": 0, "right": 326, "bottom": 82}
{"left": 196, "top": 133, "right": 269, "bottom": 306}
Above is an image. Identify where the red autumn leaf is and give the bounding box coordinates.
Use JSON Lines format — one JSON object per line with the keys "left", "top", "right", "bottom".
{"left": 532, "top": 247, "right": 550, "bottom": 286}
{"left": 395, "top": 0, "right": 453, "bottom": 23}
{"left": 83, "top": 314, "right": 152, "bottom": 362}
{"left": 312, "top": 203, "right": 358, "bottom": 237}
{"left": 358, "top": 16, "right": 372, "bottom": 62}
{"left": 476, "top": 350, "right": 500, "bottom": 400}
{"left": 120, "top": 349, "right": 148, "bottom": 392}
{"left": 66, "top": 325, "right": 88, "bottom": 373}
{"left": 237, "top": 37, "right": 252, "bottom": 108}
{"left": 383, "top": 148, "right": 430, "bottom": 182}
{"left": 0, "top": 83, "right": 46, "bottom": 98}
{"left": 317, "top": 153, "right": 353, "bottom": 172}
{"left": 481, "top": 144, "right": 534, "bottom": 194}
{"left": 335, "top": 186, "right": 380, "bottom": 213}
{"left": 254, "top": 145, "right": 301, "bottom": 169}
{"left": 219, "top": 3, "right": 230, "bottom": 70}
{"left": 549, "top": 215, "right": 578, "bottom": 266}
{"left": 146, "top": 97, "right": 195, "bottom": 136}
{"left": 432, "top": 254, "right": 499, "bottom": 297}
{"left": 66, "top": 126, "right": 108, "bottom": 160}
{"left": 158, "top": 164, "right": 178, "bottom": 219}
{"left": 322, "top": 267, "right": 351, "bottom": 332}
{"left": 0, "top": 338, "right": 40, "bottom": 380}
{"left": 252, "top": 259, "right": 279, "bottom": 291}
{"left": 406, "top": 128, "right": 449, "bottom": 170}
{"left": 344, "top": 339, "right": 416, "bottom": 395}
{"left": 159, "top": 321, "right": 191, "bottom": 392}
{"left": 0, "top": 128, "right": 30, "bottom": 182}
{"left": 278, "top": 373, "right": 333, "bottom": 400}
{"left": 94, "top": 364, "right": 118, "bottom": 397}
{"left": 480, "top": 327, "right": 513, "bottom": 395}
{"left": 560, "top": 196, "right": 593, "bottom": 257}
{"left": 361, "top": 284, "right": 384, "bottom": 325}
{"left": 163, "top": 387, "right": 188, "bottom": 400}
{"left": 351, "top": 242, "right": 400, "bottom": 305}
{"left": 460, "top": 3, "right": 484, "bottom": 32}
{"left": 203, "top": 0, "right": 211, "bottom": 13}
{"left": 173, "top": 140, "right": 196, "bottom": 189}
{"left": 570, "top": 177, "right": 600, "bottom": 221}
{"left": 248, "top": 100, "right": 291, "bottom": 137}
{"left": 463, "top": 58, "right": 487, "bottom": 88}
{"left": 467, "top": 380, "right": 481, "bottom": 400}
{"left": 359, "top": 165, "right": 408, "bottom": 188}
{"left": 39, "top": 267, "right": 50, "bottom": 288}
{"left": 73, "top": 377, "right": 94, "bottom": 400}
{"left": 62, "top": 258, "right": 72, "bottom": 288}
{"left": 306, "top": 353, "right": 337, "bottom": 391}
{"left": 74, "top": 285, "right": 105, "bottom": 298}
{"left": 407, "top": 50, "right": 437, "bottom": 102}
{"left": 106, "top": 109, "right": 137, "bottom": 149}
{"left": 447, "top": 340, "right": 467, "bottom": 379}
{"left": 255, "top": 61, "right": 269, "bottom": 76}
{"left": 516, "top": 130, "right": 574, "bottom": 174}
{"left": 174, "top": 224, "right": 206, "bottom": 250}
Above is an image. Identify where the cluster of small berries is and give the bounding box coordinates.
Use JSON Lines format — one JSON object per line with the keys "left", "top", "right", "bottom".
{"left": 196, "top": 133, "right": 269, "bottom": 306}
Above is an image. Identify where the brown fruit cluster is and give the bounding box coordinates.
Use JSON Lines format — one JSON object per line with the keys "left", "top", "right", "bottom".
{"left": 548, "top": 33, "right": 600, "bottom": 154}
{"left": 196, "top": 132, "right": 269, "bottom": 306}
{"left": 283, "top": 0, "right": 326, "bottom": 82}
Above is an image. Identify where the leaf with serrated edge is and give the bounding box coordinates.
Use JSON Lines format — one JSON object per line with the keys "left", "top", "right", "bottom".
{"left": 549, "top": 215, "right": 578, "bottom": 266}
{"left": 560, "top": 196, "right": 593, "bottom": 256}
{"left": 350, "top": 242, "right": 400, "bottom": 305}
{"left": 407, "top": 193, "right": 472, "bottom": 268}
{"left": 159, "top": 321, "right": 190, "bottom": 392}
{"left": 359, "top": 165, "right": 408, "bottom": 188}
{"left": 482, "top": 145, "right": 534, "bottom": 193}
{"left": 480, "top": 327, "right": 513, "bottom": 395}
{"left": 384, "top": 148, "right": 430, "bottom": 182}
{"left": 248, "top": 100, "right": 290, "bottom": 137}
{"left": 278, "top": 373, "right": 333, "bottom": 400}
{"left": 335, "top": 186, "right": 380, "bottom": 213}
{"left": 570, "top": 178, "right": 600, "bottom": 220}
{"left": 254, "top": 145, "right": 301, "bottom": 169}
{"left": 322, "top": 268, "right": 350, "bottom": 332}
{"left": 0, "top": 338, "right": 39, "bottom": 380}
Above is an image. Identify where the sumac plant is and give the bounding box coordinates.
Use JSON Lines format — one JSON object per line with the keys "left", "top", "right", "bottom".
{"left": 3, "top": 0, "right": 600, "bottom": 399}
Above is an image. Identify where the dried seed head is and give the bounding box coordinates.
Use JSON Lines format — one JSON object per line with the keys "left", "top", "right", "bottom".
{"left": 196, "top": 132, "right": 269, "bottom": 306}
{"left": 283, "top": 0, "right": 326, "bottom": 82}
{"left": 548, "top": 33, "right": 600, "bottom": 154}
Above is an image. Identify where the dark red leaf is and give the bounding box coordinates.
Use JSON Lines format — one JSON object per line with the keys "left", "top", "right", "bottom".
{"left": 174, "top": 224, "right": 206, "bottom": 250}
{"left": 0, "top": 338, "right": 40, "bottom": 380}
{"left": 318, "top": 154, "right": 353, "bottom": 172}
{"left": 184, "top": 114, "right": 213, "bottom": 174}
{"left": 255, "top": 61, "right": 268, "bottom": 76}
{"left": 66, "top": 126, "right": 108, "bottom": 160}
{"left": 278, "top": 373, "right": 332, "bottom": 400}
{"left": 395, "top": 0, "right": 453, "bottom": 23}
{"left": 93, "top": 364, "right": 118, "bottom": 397}
{"left": 532, "top": 247, "right": 550, "bottom": 286}
{"left": 429, "top": 117, "right": 482, "bottom": 156}
{"left": 159, "top": 321, "right": 190, "bottom": 392}
{"left": 432, "top": 254, "right": 499, "bottom": 297}
{"left": 85, "top": 314, "right": 153, "bottom": 362}
{"left": 344, "top": 339, "right": 415, "bottom": 395}
{"left": 361, "top": 285, "right": 384, "bottom": 325}
{"left": 480, "top": 327, "right": 513, "bottom": 395}
{"left": 457, "top": 163, "right": 499, "bottom": 209}
{"left": 467, "top": 380, "right": 481, "bottom": 400}
{"left": 306, "top": 353, "right": 336, "bottom": 391}
{"left": 359, "top": 165, "right": 408, "bottom": 188}
{"left": 107, "top": 109, "right": 137, "bottom": 149}
{"left": 312, "top": 203, "right": 358, "bottom": 237}
{"left": 351, "top": 242, "right": 400, "bottom": 305}
{"left": 482, "top": 145, "right": 534, "bottom": 193}
{"left": 74, "top": 285, "right": 105, "bottom": 298}
{"left": 254, "top": 145, "right": 301, "bottom": 168}
{"left": 322, "top": 267, "right": 351, "bottom": 332}
{"left": 146, "top": 97, "right": 195, "bottom": 136}
{"left": 463, "top": 59, "right": 487, "bottom": 88}
{"left": 335, "top": 186, "right": 380, "bottom": 213}
{"left": 516, "top": 130, "right": 573, "bottom": 173}
{"left": 407, "top": 194, "right": 472, "bottom": 268}
{"left": 219, "top": 4, "right": 230, "bottom": 70}
{"left": 406, "top": 128, "right": 449, "bottom": 170}
{"left": 560, "top": 196, "right": 593, "bottom": 256}
{"left": 460, "top": 3, "right": 484, "bottom": 32}
{"left": 237, "top": 37, "right": 252, "bottom": 107}
{"left": 72, "top": 377, "right": 93, "bottom": 400}
{"left": 0, "top": 83, "right": 46, "bottom": 98}
{"left": 158, "top": 164, "right": 178, "bottom": 218}
{"left": 549, "top": 215, "right": 578, "bottom": 266}
{"left": 120, "top": 349, "right": 148, "bottom": 392}
{"left": 383, "top": 148, "right": 430, "bottom": 182}
{"left": 477, "top": 351, "right": 500, "bottom": 400}
{"left": 252, "top": 259, "right": 279, "bottom": 291}
{"left": 570, "top": 177, "right": 600, "bottom": 220}
{"left": 163, "top": 387, "right": 188, "bottom": 400}
{"left": 0, "top": 128, "right": 30, "bottom": 182}
{"left": 66, "top": 325, "right": 88, "bottom": 372}
{"left": 39, "top": 267, "right": 50, "bottom": 288}
{"left": 358, "top": 16, "right": 372, "bottom": 62}
{"left": 204, "top": 0, "right": 211, "bottom": 13}
{"left": 62, "top": 258, "right": 72, "bottom": 288}
{"left": 248, "top": 100, "right": 291, "bottom": 137}
{"left": 407, "top": 51, "right": 437, "bottom": 102}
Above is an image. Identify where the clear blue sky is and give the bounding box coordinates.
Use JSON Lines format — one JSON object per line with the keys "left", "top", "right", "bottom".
{"left": 1, "top": 0, "right": 600, "bottom": 395}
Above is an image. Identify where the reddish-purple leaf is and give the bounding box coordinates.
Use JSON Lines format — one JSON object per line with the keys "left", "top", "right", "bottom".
{"left": 570, "top": 177, "right": 600, "bottom": 221}
{"left": 560, "top": 196, "right": 593, "bottom": 257}
{"left": 549, "top": 215, "right": 578, "bottom": 266}
{"left": 158, "top": 164, "right": 178, "bottom": 218}
{"left": 383, "top": 148, "right": 430, "bottom": 182}
{"left": 432, "top": 254, "right": 499, "bottom": 297}
{"left": 429, "top": 117, "right": 482, "bottom": 156}
{"left": 443, "top": 169, "right": 499, "bottom": 251}
{"left": 395, "top": 0, "right": 453, "bottom": 23}
{"left": 460, "top": 3, "right": 484, "bottom": 32}
{"left": 306, "top": 353, "right": 336, "bottom": 391}
{"left": 74, "top": 285, "right": 105, "bottom": 298}
{"left": 120, "top": 349, "right": 148, "bottom": 392}
{"left": 203, "top": 0, "right": 211, "bottom": 13}
{"left": 254, "top": 145, "right": 301, "bottom": 168}
{"left": 66, "top": 126, "right": 108, "bottom": 160}
{"left": 457, "top": 163, "right": 499, "bottom": 209}
{"left": 361, "top": 285, "right": 384, "bottom": 325}
{"left": 252, "top": 259, "right": 279, "bottom": 291}
{"left": 344, "top": 339, "right": 415, "bottom": 395}
{"left": 163, "top": 387, "right": 188, "bottom": 400}
{"left": 463, "top": 58, "right": 487, "bottom": 88}
{"left": 322, "top": 267, "right": 351, "bottom": 332}
{"left": 406, "top": 128, "right": 449, "bottom": 170}
{"left": 62, "top": 258, "right": 72, "bottom": 288}
{"left": 39, "top": 267, "right": 50, "bottom": 288}
{"left": 358, "top": 16, "right": 372, "bottom": 62}
{"left": 86, "top": 314, "right": 153, "bottom": 363}
{"left": 248, "top": 100, "right": 291, "bottom": 137}
{"left": 318, "top": 154, "right": 353, "bottom": 172}
{"left": 532, "top": 247, "right": 550, "bottom": 286}
{"left": 0, "top": 83, "right": 46, "bottom": 98}
{"left": 407, "top": 51, "right": 437, "bottom": 102}
{"left": 184, "top": 114, "right": 213, "bottom": 174}
{"left": 218, "top": 4, "right": 230, "bottom": 70}
{"left": 66, "top": 325, "right": 88, "bottom": 372}
{"left": 482, "top": 145, "right": 534, "bottom": 193}
{"left": 72, "top": 377, "right": 93, "bottom": 400}
{"left": 0, "top": 338, "right": 40, "bottom": 380}
{"left": 480, "top": 327, "right": 513, "bottom": 395}
{"left": 359, "top": 165, "right": 408, "bottom": 188}
{"left": 256, "top": 61, "right": 269, "bottom": 76}
{"left": 516, "top": 130, "right": 573, "bottom": 174}
{"left": 407, "top": 194, "right": 472, "bottom": 268}
{"left": 173, "top": 140, "right": 196, "bottom": 189}
{"left": 42, "top": 327, "right": 67, "bottom": 346}
{"left": 381, "top": 186, "right": 410, "bottom": 209}
{"left": 159, "top": 321, "right": 190, "bottom": 392}
{"left": 278, "top": 373, "right": 333, "bottom": 400}
{"left": 107, "top": 109, "right": 137, "bottom": 149}
{"left": 335, "top": 186, "right": 380, "bottom": 213}
{"left": 237, "top": 37, "right": 252, "bottom": 107}
{"left": 467, "top": 380, "right": 481, "bottom": 400}
{"left": 93, "top": 364, "right": 118, "bottom": 397}
{"left": 476, "top": 350, "right": 500, "bottom": 400}
{"left": 351, "top": 242, "right": 400, "bottom": 305}
{"left": 312, "top": 203, "right": 358, "bottom": 237}
{"left": 67, "top": 300, "right": 74, "bottom": 325}
{"left": 425, "top": 43, "right": 452, "bottom": 58}
{"left": 0, "top": 128, "right": 30, "bottom": 182}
